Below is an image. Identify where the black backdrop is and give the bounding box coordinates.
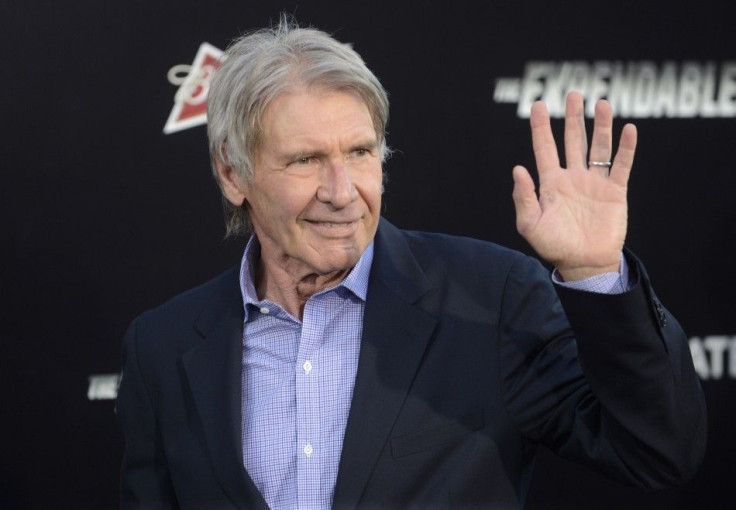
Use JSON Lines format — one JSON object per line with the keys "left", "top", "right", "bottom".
{"left": 2, "top": 1, "right": 734, "bottom": 508}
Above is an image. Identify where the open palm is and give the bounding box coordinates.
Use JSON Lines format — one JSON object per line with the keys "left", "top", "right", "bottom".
{"left": 512, "top": 91, "right": 638, "bottom": 281}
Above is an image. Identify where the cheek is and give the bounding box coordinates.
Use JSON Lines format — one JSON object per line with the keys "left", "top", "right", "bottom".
{"left": 248, "top": 180, "right": 304, "bottom": 220}
{"left": 267, "top": 191, "right": 313, "bottom": 230}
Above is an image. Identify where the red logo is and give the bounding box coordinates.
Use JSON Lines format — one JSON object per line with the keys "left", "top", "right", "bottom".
{"left": 164, "top": 42, "right": 224, "bottom": 134}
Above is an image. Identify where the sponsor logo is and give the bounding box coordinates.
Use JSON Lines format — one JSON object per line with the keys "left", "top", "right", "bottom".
{"left": 494, "top": 61, "right": 736, "bottom": 119}
{"left": 87, "top": 373, "right": 121, "bottom": 400}
{"left": 689, "top": 336, "right": 736, "bottom": 380}
{"left": 164, "top": 42, "right": 224, "bottom": 134}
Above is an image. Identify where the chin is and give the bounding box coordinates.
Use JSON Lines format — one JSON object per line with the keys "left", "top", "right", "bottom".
{"left": 316, "top": 258, "right": 359, "bottom": 275}
{"left": 312, "top": 250, "right": 363, "bottom": 274}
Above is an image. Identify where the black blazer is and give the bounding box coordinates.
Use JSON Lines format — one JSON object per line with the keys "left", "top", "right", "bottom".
{"left": 117, "top": 219, "right": 706, "bottom": 509}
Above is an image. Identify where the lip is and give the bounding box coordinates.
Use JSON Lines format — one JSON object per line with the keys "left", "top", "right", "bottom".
{"left": 304, "top": 219, "right": 360, "bottom": 237}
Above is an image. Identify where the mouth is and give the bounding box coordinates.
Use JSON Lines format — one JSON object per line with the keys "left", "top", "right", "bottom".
{"left": 304, "top": 219, "right": 361, "bottom": 236}
{"left": 309, "top": 221, "right": 356, "bottom": 227}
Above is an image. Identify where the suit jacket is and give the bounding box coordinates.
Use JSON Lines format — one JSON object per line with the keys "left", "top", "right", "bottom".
{"left": 117, "top": 218, "right": 706, "bottom": 509}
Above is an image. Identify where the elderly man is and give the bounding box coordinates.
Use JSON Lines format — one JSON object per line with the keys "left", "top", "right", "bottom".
{"left": 117, "top": 19, "right": 706, "bottom": 510}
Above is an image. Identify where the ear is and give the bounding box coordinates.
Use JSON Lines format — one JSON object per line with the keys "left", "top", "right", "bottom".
{"left": 215, "top": 157, "right": 248, "bottom": 207}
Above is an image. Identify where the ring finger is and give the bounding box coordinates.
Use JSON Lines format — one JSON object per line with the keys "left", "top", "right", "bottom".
{"left": 588, "top": 99, "right": 613, "bottom": 175}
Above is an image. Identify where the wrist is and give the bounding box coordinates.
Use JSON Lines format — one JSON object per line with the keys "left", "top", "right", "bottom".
{"left": 556, "top": 262, "right": 620, "bottom": 282}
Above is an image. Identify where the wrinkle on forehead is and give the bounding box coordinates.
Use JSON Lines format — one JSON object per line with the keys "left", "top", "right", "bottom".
{"left": 255, "top": 82, "right": 377, "bottom": 148}
{"left": 257, "top": 89, "right": 377, "bottom": 166}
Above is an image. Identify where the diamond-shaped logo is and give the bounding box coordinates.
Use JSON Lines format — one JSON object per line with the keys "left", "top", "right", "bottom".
{"left": 163, "top": 42, "right": 224, "bottom": 134}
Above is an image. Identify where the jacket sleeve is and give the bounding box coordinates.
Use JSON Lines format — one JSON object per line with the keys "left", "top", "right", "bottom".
{"left": 116, "top": 318, "right": 180, "bottom": 509}
{"left": 499, "top": 251, "right": 707, "bottom": 490}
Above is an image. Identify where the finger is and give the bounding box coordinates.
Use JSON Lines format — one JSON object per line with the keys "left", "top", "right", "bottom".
{"left": 563, "top": 91, "right": 588, "bottom": 169}
{"left": 512, "top": 165, "right": 541, "bottom": 236}
{"left": 588, "top": 99, "right": 614, "bottom": 176}
{"left": 609, "top": 123, "right": 637, "bottom": 187}
{"left": 529, "top": 101, "right": 560, "bottom": 175}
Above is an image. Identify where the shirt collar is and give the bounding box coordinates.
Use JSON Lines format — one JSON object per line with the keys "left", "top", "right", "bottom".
{"left": 238, "top": 236, "right": 374, "bottom": 320}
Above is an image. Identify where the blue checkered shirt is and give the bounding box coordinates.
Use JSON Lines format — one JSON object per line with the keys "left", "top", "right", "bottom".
{"left": 238, "top": 236, "right": 628, "bottom": 510}
{"left": 239, "top": 238, "right": 373, "bottom": 510}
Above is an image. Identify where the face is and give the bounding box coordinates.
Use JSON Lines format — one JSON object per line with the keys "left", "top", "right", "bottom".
{"left": 220, "top": 88, "right": 383, "bottom": 279}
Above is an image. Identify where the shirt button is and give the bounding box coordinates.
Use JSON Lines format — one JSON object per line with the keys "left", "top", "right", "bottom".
{"left": 259, "top": 307, "right": 270, "bottom": 314}
{"left": 303, "top": 360, "right": 313, "bottom": 374}
{"left": 303, "top": 443, "right": 314, "bottom": 457}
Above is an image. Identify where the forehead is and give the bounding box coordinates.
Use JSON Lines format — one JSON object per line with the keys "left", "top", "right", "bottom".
{"left": 259, "top": 87, "right": 375, "bottom": 143}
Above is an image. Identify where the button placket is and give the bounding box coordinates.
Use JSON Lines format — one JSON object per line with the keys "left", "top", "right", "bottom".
{"left": 295, "top": 298, "right": 324, "bottom": 506}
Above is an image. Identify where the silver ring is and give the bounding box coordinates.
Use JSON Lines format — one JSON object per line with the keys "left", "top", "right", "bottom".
{"left": 589, "top": 161, "right": 612, "bottom": 167}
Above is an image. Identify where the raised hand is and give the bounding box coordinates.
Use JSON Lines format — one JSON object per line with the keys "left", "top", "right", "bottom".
{"left": 512, "top": 91, "right": 637, "bottom": 281}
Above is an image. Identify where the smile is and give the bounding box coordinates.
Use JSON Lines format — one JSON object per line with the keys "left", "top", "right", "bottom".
{"left": 311, "top": 221, "right": 356, "bottom": 227}
{"left": 305, "top": 219, "right": 360, "bottom": 236}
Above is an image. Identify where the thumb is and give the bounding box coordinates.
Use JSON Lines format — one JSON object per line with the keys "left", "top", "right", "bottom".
{"left": 511, "top": 165, "right": 541, "bottom": 236}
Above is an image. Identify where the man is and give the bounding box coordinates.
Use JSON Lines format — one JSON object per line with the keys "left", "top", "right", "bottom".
{"left": 117, "top": 19, "right": 706, "bottom": 510}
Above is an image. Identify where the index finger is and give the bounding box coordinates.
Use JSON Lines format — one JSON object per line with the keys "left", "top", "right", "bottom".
{"left": 529, "top": 101, "right": 560, "bottom": 174}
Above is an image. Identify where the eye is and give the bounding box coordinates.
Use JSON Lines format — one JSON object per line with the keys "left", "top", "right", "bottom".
{"left": 295, "top": 156, "right": 313, "bottom": 165}
{"left": 353, "top": 148, "right": 368, "bottom": 157}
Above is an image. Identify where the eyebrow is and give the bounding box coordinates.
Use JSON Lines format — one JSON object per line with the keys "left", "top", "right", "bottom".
{"left": 279, "top": 149, "right": 324, "bottom": 163}
{"left": 280, "top": 139, "right": 379, "bottom": 162}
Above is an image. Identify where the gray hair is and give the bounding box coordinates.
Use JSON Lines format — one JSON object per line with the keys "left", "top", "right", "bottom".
{"left": 207, "top": 16, "right": 390, "bottom": 236}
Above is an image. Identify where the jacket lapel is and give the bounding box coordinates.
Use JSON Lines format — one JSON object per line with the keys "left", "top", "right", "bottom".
{"left": 181, "top": 268, "right": 269, "bottom": 510}
{"left": 332, "top": 220, "right": 438, "bottom": 509}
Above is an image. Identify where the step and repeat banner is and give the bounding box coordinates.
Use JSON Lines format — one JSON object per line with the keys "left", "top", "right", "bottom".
{"left": 2, "top": 1, "right": 733, "bottom": 508}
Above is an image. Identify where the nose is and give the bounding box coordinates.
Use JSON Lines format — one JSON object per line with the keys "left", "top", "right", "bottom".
{"left": 316, "top": 161, "right": 357, "bottom": 208}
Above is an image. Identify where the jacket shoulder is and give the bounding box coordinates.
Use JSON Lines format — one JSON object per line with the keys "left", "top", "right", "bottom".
{"left": 398, "top": 228, "right": 542, "bottom": 278}
{"left": 128, "top": 266, "right": 241, "bottom": 343}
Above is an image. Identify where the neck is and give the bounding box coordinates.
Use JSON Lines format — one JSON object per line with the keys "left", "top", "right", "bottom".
{"left": 255, "top": 258, "right": 349, "bottom": 320}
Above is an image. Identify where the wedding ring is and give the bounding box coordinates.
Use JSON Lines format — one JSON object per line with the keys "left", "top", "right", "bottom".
{"left": 588, "top": 161, "right": 612, "bottom": 167}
